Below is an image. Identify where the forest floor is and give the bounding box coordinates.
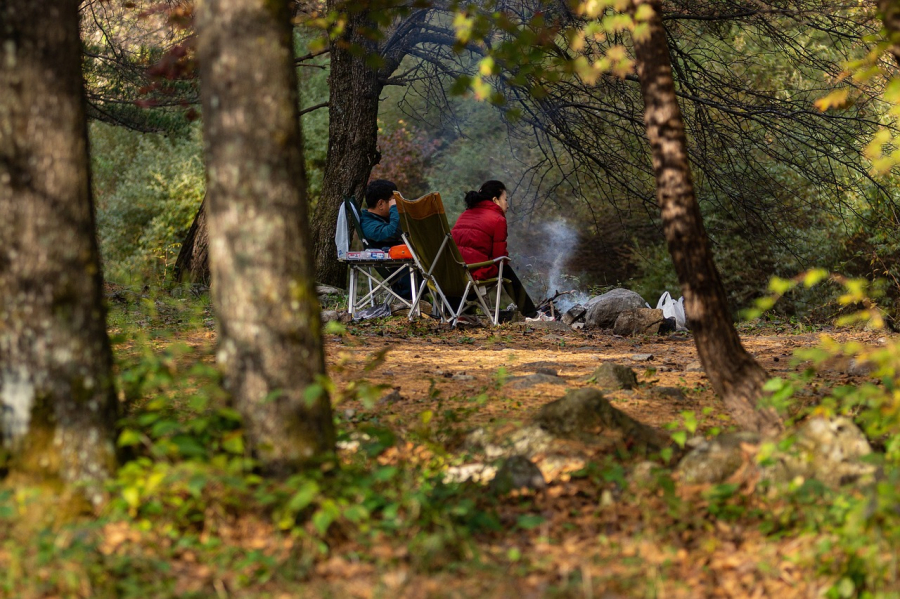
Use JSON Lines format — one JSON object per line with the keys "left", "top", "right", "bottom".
{"left": 310, "top": 317, "right": 888, "bottom": 598}
{"left": 2, "top": 289, "right": 897, "bottom": 598}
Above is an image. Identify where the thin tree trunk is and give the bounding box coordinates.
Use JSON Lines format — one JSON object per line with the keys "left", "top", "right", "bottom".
{"left": 195, "top": 0, "right": 334, "bottom": 472}
{"left": 0, "top": 0, "right": 119, "bottom": 500}
{"left": 631, "top": 0, "right": 782, "bottom": 435}
{"left": 173, "top": 195, "right": 210, "bottom": 285}
{"left": 879, "top": 0, "right": 900, "bottom": 65}
{"left": 310, "top": 2, "right": 384, "bottom": 288}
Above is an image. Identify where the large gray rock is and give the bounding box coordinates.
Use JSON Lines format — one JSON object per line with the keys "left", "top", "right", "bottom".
{"left": 764, "top": 417, "right": 876, "bottom": 488}
{"left": 586, "top": 363, "right": 638, "bottom": 390}
{"left": 489, "top": 456, "right": 546, "bottom": 494}
{"left": 584, "top": 288, "right": 649, "bottom": 329}
{"left": 613, "top": 308, "right": 665, "bottom": 336}
{"left": 676, "top": 417, "right": 877, "bottom": 489}
{"left": 676, "top": 432, "right": 761, "bottom": 484}
{"left": 535, "top": 388, "right": 669, "bottom": 451}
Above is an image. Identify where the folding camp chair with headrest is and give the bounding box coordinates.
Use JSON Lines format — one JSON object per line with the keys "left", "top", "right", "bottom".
{"left": 394, "top": 191, "right": 510, "bottom": 326}
{"left": 338, "top": 195, "right": 419, "bottom": 318}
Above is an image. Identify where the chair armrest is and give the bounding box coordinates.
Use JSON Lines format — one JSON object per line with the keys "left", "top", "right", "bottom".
{"left": 465, "top": 256, "right": 510, "bottom": 270}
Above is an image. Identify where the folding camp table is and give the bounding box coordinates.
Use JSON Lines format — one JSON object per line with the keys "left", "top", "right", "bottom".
{"left": 338, "top": 196, "right": 421, "bottom": 318}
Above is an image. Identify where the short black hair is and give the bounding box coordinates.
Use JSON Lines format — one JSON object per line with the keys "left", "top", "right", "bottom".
{"left": 365, "top": 179, "right": 398, "bottom": 208}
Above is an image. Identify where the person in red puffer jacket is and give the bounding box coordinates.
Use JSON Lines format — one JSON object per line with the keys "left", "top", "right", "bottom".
{"left": 451, "top": 180, "right": 537, "bottom": 317}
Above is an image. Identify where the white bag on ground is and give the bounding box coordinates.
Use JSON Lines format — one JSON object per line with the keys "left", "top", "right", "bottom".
{"left": 656, "top": 291, "right": 688, "bottom": 331}
{"left": 335, "top": 202, "right": 349, "bottom": 259}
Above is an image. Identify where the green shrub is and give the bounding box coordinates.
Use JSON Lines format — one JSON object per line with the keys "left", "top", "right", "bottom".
{"left": 91, "top": 122, "right": 205, "bottom": 284}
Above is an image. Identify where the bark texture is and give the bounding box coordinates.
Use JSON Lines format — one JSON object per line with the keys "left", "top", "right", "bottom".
{"left": 173, "top": 195, "right": 211, "bottom": 285}
{"left": 196, "top": 0, "right": 334, "bottom": 472}
{"left": 0, "top": 0, "right": 118, "bottom": 499}
{"left": 631, "top": 0, "right": 782, "bottom": 435}
{"left": 310, "top": 1, "right": 385, "bottom": 287}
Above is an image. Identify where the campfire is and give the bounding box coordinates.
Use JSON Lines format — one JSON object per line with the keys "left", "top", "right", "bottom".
{"left": 533, "top": 289, "right": 588, "bottom": 323}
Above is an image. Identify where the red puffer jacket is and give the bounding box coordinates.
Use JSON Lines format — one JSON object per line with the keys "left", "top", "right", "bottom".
{"left": 451, "top": 200, "right": 508, "bottom": 280}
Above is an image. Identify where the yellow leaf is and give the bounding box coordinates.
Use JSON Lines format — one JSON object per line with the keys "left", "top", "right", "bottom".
{"left": 479, "top": 57, "right": 495, "bottom": 77}
{"left": 634, "top": 3, "right": 655, "bottom": 22}
{"left": 814, "top": 88, "right": 849, "bottom": 112}
{"left": 803, "top": 269, "right": 829, "bottom": 288}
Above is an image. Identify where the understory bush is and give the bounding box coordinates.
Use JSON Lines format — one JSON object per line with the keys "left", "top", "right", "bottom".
{"left": 91, "top": 122, "right": 205, "bottom": 284}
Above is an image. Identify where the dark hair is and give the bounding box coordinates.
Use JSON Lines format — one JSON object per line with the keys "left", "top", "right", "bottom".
{"left": 365, "top": 179, "right": 398, "bottom": 208}
{"left": 463, "top": 180, "right": 506, "bottom": 210}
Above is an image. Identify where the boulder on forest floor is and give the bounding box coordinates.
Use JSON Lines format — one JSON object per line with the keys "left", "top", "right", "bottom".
{"left": 584, "top": 288, "right": 649, "bottom": 329}
{"left": 489, "top": 455, "right": 546, "bottom": 494}
{"left": 534, "top": 388, "right": 670, "bottom": 452}
{"left": 613, "top": 308, "right": 665, "bottom": 336}
{"left": 675, "top": 416, "right": 878, "bottom": 488}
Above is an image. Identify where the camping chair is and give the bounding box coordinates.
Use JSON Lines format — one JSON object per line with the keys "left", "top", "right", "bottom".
{"left": 394, "top": 191, "right": 510, "bottom": 326}
{"left": 338, "top": 196, "right": 419, "bottom": 318}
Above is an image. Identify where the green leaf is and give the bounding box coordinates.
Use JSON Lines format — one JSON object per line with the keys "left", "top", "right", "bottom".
{"left": 171, "top": 435, "right": 206, "bottom": 458}
{"left": 287, "top": 480, "right": 320, "bottom": 513}
{"left": 312, "top": 500, "right": 338, "bottom": 535}
{"left": 222, "top": 432, "right": 244, "bottom": 455}
{"left": 118, "top": 428, "right": 142, "bottom": 447}
{"left": 516, "top": 514, "right": 545, "bottom": 530}
{"left": 672, "top": 430, "right": 687, "bottom": 448}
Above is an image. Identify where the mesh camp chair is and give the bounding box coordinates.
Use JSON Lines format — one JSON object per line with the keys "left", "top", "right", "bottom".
{"left": 394, "top": 191, "right": 510, "bottom": 326}
{"left": 338, "top": 195, "right": 418, "bottom": 317}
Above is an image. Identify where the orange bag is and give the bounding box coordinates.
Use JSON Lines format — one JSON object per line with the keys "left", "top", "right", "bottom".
{"left": 388, "top": 244, "right": 413, "bottom": 260}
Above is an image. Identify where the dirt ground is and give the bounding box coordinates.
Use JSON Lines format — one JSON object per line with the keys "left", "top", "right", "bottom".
{"left": 328, "top": 318, "right": 883, "bottom": 434}
{"left": 300, "top": 317, "right": 893, "bottom": 598}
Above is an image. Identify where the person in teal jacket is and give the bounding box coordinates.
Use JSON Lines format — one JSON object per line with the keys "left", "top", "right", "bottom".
{"left": 360, "top": 179, "right": 403, "bottom": 247}
{"left": 360, "top": 179, "right": 410, "bottom": 300}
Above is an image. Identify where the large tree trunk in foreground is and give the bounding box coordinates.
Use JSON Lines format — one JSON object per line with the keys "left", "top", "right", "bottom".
{"left": 310, "top": 1, "right": 384, "bottom": 288}
{"left": 173, "top": 196, "right": 211, "bottom": 285}
{"left": 196, "top": 0, "right": 334, "bottom": 472}
{"left": 0, "top": 0, "right": 118, "bottom": 499}
{"left": 631, "top": 0, "right": 783, "bottom": 435}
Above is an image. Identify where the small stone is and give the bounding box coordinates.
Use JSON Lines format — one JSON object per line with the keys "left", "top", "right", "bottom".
{"left": 452, "top": 374, "right": 475, "bottom": 381}
{"left": 343, "top": 408, "right": 356, "bottom": 420}
{"left": 684, "top": 361, "right": 703, "bottom": 373}
{"left": 571, "top": 322, "right": 585, "bottom": 331}
{"left": 653, "top": 387, "right": 686, "bottom": 402}
{"left": 379, "top": 388, "right": 401, "bottom": 404}
{"left": 506, "top": 373, "right": 566, "bottom": 389}
{"left": 631, "top": 353, "right": 654, "bottom": 362}
{"left": 586, "top": 362, "right": 638, "bottom": 390}
{"left": 599, "top": 489, "right": 615, "bottom": 507}
{"left": 629, "top": 461, "right": 661, "bottom": 487}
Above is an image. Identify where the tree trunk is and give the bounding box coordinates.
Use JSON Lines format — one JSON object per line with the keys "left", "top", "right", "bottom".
{"left": 173, "top": 195, "right": 210, "bottom": 285}
{"left": 631, "top": 0, "right": 783, "bottom": 435}
{"left": 195, "top": 0, "right": 334, "bottom": 473}
{"left": 0, "top": 0, "right": 119, "bottom": 500}
{"left": 310, "top": 2, "right": 384, "bottom": 288}
{"left": 879, "top": 0, "right": 900, "bottom": 65}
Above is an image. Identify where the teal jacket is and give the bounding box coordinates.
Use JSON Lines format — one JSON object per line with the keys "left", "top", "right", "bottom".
{"left": 360, "top": 206, "right": 403, "bottom": 248}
